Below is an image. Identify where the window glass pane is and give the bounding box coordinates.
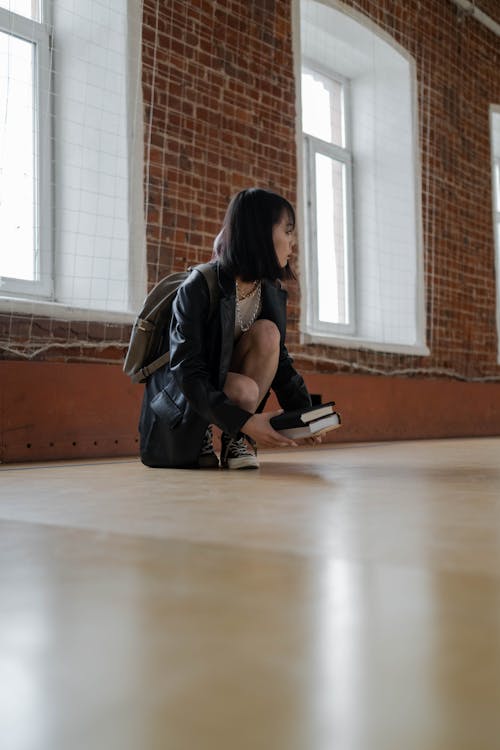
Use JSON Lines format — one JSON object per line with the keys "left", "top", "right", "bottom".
{"left": 302, "top": 68, "right": 344, "bottom": 147}
{"left": 315, "top": 152, "right": 349, "bottom": 324}
{"left": 0, "top": 32, "right": 35, "bottom": 280}
{"left": 0, "top": 1, "right": 39, "bottom": 20}
{"left": 494, "top": 161, "right": 500, "bottom": 214}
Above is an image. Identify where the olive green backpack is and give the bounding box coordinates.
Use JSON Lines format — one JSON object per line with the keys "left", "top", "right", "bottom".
{"left": 123, "top": 263, "right": 218, "bottom": 384}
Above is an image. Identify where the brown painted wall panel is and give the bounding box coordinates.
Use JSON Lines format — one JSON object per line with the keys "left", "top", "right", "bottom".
{"left": 1, "top": 362, "right": 499, "bottom": 463}
{"left": 297, "top": 373, "right": 500, "bottom": 442}
{"left": 0, "top": 362, "right": 142, "bottom": 463}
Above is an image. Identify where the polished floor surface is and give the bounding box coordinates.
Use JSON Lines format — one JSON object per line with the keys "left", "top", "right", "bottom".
{"left": 1, "top": 437, "right": 500, "bottom": 750}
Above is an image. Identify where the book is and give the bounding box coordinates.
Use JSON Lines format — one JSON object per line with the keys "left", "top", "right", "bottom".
{"left": 272, "top": 412, "right": 341, "bottom": 440}
{"left": 270, "top": 407, "right": 341, "bottom": 440}
{"left": 269, "top": 401, "right": 336, "bottom": 430}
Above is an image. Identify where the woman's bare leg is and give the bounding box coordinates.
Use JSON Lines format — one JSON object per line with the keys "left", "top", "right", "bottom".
{"left": 224, "top": 319, "right": 280, "bottom": 412}
{"left": 220, "top": 320, "right": 280, "bottom": 467}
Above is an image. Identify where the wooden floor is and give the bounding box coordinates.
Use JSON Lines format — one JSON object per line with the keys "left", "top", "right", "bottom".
{"left": 1, "top": 437, "right": 500, "bottom": 750}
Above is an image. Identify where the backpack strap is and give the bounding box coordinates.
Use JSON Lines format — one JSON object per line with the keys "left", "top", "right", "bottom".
{"left": 134, "top": 263, "right": 219, "bottom": 384}
{"left": 132, "top": 350, "right": 171, "bottom": 383}
{"left": 193, "top": 262, "right": 219, "bottom": 320}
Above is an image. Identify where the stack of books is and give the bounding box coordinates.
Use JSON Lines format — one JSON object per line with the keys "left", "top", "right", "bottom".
{"left": 270, "top": 401, "right": 341, "bottom": 439}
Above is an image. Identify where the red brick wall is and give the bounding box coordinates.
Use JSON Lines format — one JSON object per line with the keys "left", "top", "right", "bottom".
{"left": 1, "top": 0, "right": 500, "bottom": 383}
{"left": 142, "top": 0, "right": 298, "bottom": 279}
{"left": 141, "top": 0, "right": 500, "bottom": 383}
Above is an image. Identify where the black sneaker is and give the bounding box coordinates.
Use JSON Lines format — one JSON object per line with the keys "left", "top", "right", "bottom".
{"left": 220, "top": 433, "right": 259, "bottom": 470}
{"left": 198, "top": 426, "right": 219, "bottom": 469}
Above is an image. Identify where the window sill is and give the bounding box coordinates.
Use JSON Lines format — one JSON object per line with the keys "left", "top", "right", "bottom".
{"left": 301, "top": 330, "right": 430, "bottom": 357}
{"left": 0, "top": 295, "right": 136, "bottom": 324}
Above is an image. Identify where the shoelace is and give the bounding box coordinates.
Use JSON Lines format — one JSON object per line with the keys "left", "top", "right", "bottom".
{"left": 201, "top": 427, "right": 214, "bottom": 454}
{"left": 228, "top": 437, "right": 252, "bottom": 457}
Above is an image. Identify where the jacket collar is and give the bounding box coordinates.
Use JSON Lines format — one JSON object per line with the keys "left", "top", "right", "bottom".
{"left": 216, "top": 262, "right": 236, "bottom": 297}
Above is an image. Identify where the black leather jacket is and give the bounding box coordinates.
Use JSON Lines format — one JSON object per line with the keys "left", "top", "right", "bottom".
{"left": 139, "top": 262, "right": 311, "bottom": 467}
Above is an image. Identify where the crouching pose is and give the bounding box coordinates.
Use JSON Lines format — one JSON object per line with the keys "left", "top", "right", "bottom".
{"left": 139, "top": 187, "right": 318, "bottom": 469}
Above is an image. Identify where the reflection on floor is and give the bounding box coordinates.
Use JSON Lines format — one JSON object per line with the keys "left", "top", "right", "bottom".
{"left": 1, "top": 437, "right": 500, "bottom": 750}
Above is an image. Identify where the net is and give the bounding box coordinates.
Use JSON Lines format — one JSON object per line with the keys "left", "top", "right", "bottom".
{"left": 0, "top": 0, "right": 499, "bottom": 383}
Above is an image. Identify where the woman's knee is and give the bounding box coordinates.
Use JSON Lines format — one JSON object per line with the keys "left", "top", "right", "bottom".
{"left": 249, "top": 319, "right": 280, "bottom": 354}
{"left": 225, "top": 373, "right": 259, "bottom": 411}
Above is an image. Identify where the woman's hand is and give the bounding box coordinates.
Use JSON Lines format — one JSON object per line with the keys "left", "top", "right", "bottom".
{"left": 241, "top": 411, "right": 298, "bottom": 448}
{"left": 300, "top": 434, "right": 323, "bottom": 446}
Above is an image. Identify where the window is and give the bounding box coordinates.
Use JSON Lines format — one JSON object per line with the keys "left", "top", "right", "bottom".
{"left": 494, "top": 155, "right": 500, "bottom": 256}
{"left": 298, "top": 0, "right": 427, "bottom": 355}
{"left": 0, "top": 0, "right": 145, "bottom": 321}
{"left": 0, "top": 1, "right": 51, "bottom": 297}
{"left": 491, "top": 107, "right": 500, "bottom": 360}
{"left": 302, "top": 66, "right": 354, "bottom": 333}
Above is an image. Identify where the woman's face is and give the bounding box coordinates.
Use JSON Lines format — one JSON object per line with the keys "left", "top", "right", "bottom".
{"left": 272, "top": 212, "right": 295, "bottom": 268}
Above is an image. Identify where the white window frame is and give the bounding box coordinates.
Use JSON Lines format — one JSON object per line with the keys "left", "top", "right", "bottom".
{"left": 0, "top": 1, "right": 145, "bottom": 323}
{"left": 0, "top": 4, "right": 52, "bottom": 298}
{"left": 494, "top": 156, "right": 500, "bottom": 238}
{"left": 304, "top": 133, "right": 356, "bottom": 335}
{"left": 294, "top": 0, "right": 428, "bottom": 356}
{"left": 491, "top": 105, "right": 500, "bottom": 362}
{"left": 302, "top": 64, "right": 355, "bottom": 336}
{"left": 495, "top": 155, "right": 500, "bottom": 363}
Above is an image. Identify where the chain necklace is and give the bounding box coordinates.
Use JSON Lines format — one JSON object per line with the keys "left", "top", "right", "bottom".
{"left": 236, "top": 280, "right": 259, "bottom": 301}
{"left": 235, "top": 280, "right": 262, "bottom": 332}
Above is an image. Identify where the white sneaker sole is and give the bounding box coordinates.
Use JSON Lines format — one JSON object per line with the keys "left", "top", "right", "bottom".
{"left": 223, "top": 455, "right": 259, "bottom": 470}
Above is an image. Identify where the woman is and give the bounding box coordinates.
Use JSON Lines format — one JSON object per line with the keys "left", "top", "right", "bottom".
{"left": 139, "top": 187, "right": 318, "bottom": 469}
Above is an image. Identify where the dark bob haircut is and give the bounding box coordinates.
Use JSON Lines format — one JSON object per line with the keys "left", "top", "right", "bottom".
{"left": 213, "top": 188, "right": 296, "bottom": 281}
